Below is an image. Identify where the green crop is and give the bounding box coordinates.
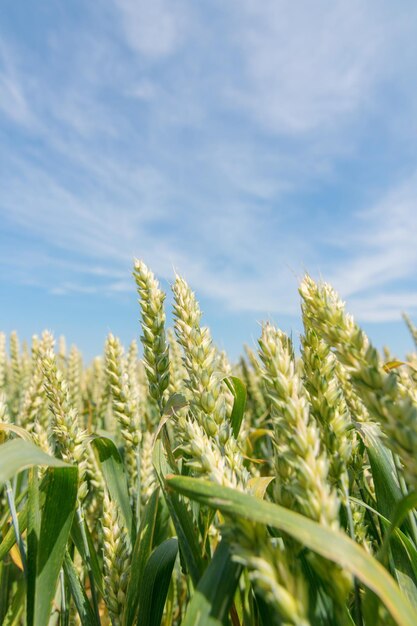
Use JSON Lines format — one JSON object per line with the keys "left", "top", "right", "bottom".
{"left": 1, "top": 262, "right": 417, "bottom": 626}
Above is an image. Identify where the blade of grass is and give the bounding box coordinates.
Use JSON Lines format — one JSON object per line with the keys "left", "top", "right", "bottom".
{"left": 91, "top": 436, "right": 134, "bottom": 541}
{"left": 123, "top": 487, "right": 160, "bottom": 626}
{"left": 167, "top": 475, "right": 417, "bottom": 626}
{"left": 224, "top": 377, "right": 247, "bottom": 439}
{"left": 26, "top": 468, "right": 40, "bottom": 621}
{"left": 360, "top": 424, "right": 417, "bottom": 608}
{"left": 75, "top": 506, "right": 100, "bottom": 623}
{"left": 136, "top": 537, "right": 178, "bottom": 626}
{"left": 153, "top": 441, "right": 205, "bottom": 585}
{"left": 63, "top": 552, "right": 99, "bottom": 626}
{"left": 5, "top": 481, "right": 27, "bottom": 578}
{"left": 27, "top": 466, "right": 78, "bottom": 626}
{"left": 379, "top": 493, "right": 417, "bottom": 562}
{"left": 181, "top": 539, "right": 242, "bottom": 626}
{"left": 0, "top": 439, "right": 69, "bottom": 485}
{"left": 70, "top": 513, "right": 104, "bottom": 597}
{"left": 2, "top": 578, "right": 25, "bottom": 626}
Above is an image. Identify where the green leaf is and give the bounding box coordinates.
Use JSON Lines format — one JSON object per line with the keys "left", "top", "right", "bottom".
{"left": 383, "top": 360, "right": 408, "bottom": 372}
{"left": 360, "top": 424, "right": 404, "bottom": 519}
{"left": 0, "top": 561, "right": 9, "bottom": 623}
{"left": 153, "top": 441, "right": 205, "bottom": 585}
{"left": 0, "top": 439, "right": 69, "bottom": 485}
{"left": 91, "top": 436, "right": 134, "bottom": 539}
{"left": 181, "top": 540, "right": 242, "bottom": 626}
{"left": 0, "top": 423, "right": 32, "bottom": 441}
{"left": 153, "top": 394, "right": 188, "bottom": 445}
{"left": 167, "top": 475, "right": 417, "bottom": 626}
{"left": 0, "top": 514, "right": 27, "bottom": 561}
{"left": 0, "top": 441, "right": 70, "bottom": 564}
{"left": 0, "top": 488, "right": 48, "bottom": 560}
{"left": 162, "top": 393, "right": 188, "bottom": 417}
{"left": 26, "top": 468, "right": 41, "bottom": 618}
{"left": 0, "top": 487, "right": 26, "bottom": 529}
{"left": 350, "top": 495, "right": 417, "bottom": 580}
{"left": 255, "top": 592, "right": 283, "bottom": 626}
{"left": 225, "top": 377, "right": 247, "bottom": 439}
{"left": 247, "top": 476, "right": 275, "bottom": 499}
{"left": 136, "top": 537, "right": 178, "bottom": 626}
{"left": 361, "top": 424, "right": 417, "bottom": 607}
{"left": 2, "top": 579, "right": 25, "bottom": 626}
{"left": 123, "top": 488, "right": 160, "bottom": 626}
{"left": 379, "top": 492, "right": 417, "bottom": 563}
{"left": 70, "top": 513, "right": 103, "bottom": 597}
{"left": 27, "top": 466, "right": 78, "bottom": 626}
{"left": 63, "top": 552, "right": 99, "bottom": 626}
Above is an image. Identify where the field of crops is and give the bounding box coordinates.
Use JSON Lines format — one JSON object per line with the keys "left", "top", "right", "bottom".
{"left": 1, "top": 260, "right": 417, "bottom": 626}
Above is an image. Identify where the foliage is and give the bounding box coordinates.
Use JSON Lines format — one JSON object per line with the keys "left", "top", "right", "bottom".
{"left": 1, "top": 264, "right": 417, "bottom": 625}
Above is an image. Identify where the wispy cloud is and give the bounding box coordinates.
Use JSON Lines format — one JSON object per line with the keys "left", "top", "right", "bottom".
{"left": 1, "top": 0, "right": 417, "bottom": 342}
{"left": 227, "top": 0, "right": 401, "bottom": 135}
{"left": 322, "top": 171, "right": 417, "bottom": 319}
{"left": 114, "top": 0, "right": 189, "bottom": 59}
{"left": 0, "top": 41, "right": 36, "bottom": 127}
{"left": 349, "top": 292, "right": 417, "bottom": 323}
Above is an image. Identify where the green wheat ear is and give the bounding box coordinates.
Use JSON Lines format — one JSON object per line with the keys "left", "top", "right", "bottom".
{"left": 1, "top": 264, "right": 417, "bottom": 626}
{"left": 300, "top": 274, "right": 417, "bottom": 489}
{"left": 133, "top": 259, "right": 170, "bottom": 410}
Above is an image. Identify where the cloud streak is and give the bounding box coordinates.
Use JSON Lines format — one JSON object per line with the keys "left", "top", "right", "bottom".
{"left": 114, "top": 0, "right": 188, "bottom": 59}
{"left": 1, "top": 0, "right": 417, "bottom": 337}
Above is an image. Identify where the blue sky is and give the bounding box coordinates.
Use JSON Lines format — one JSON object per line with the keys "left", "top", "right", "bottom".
{"left": 1, "top": 0, "right": 417, "bottom": 361}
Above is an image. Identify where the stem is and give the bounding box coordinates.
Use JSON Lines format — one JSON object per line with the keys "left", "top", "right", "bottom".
{"left": 394, "top": 454, "right": 417, "bottom": 545}
{"left": 157, "top": 396, "right": 178, "bottom": 472}
{"left": 343, "top": 481, "right": 363, "bottom": 626}
{"left": 76, "top": 506, "right": 100, "bottom": 622}
{"left": 358, "top": 484, "right": 382, "bottom": 544}
{"left": 0, "top": 486, "right": 26, "bottom": 528}
{"left": 59, "top": 568, "right": 68, "bottom": 626}
{"left": 5, "top": 480, "right": 27, "bottom": 578}
{"left": 162, "top": 427, "right": 178, "bottom": 471}
{"left": 136, "top": 444, "right": 141, "bottom": 530}
{"left": 230, "top": 602, "right": 242, "bottom": 626}
{"left": 0, "top": 553, "right": 10, "bottom": 624}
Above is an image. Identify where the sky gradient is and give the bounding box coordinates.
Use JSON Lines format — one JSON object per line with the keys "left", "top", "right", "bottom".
{"left": 1, "top": 0, "right": 417, "bottom": 360}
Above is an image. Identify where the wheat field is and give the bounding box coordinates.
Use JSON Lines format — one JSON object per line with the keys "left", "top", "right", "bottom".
{"left": 1, "top": 260, "right": 417, "bottom": 626}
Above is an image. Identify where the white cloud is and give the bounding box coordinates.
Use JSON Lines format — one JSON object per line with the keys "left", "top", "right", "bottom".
{"left": 1, "top": 0, "right": 417, "bottom": 334}
{"left": 349, "top": 292, "right": 417, "bottom": 322}
{"left": 1, "top": 145, "right": 310, "bottom": 315}
{"left": 227, "top": 0, "right": 405, "bottom": 135}
{"left": 0, "top": 42, "right": 35, "bottom": 127}
{"left": 309, "top": 171, "right": 417, "bottom": 323}
{"left": 129, "top": 79, "right": 158, "bottom": 101}
{"left": 0, "top": 72, "right": 31, "bottom": 126}
{"left": 325, "top": 173, "right": 417, "bottom": 297}
{"left": 114, "top": 0, "right": 188, "bottom": 59}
